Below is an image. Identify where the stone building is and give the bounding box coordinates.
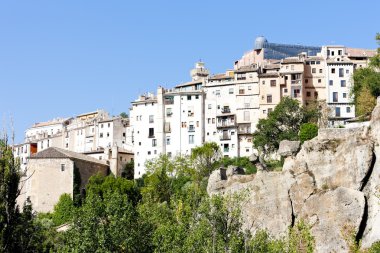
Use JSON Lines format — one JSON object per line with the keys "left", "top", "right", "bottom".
{"left": 18, "top": 147, "right": 109, "bottom": 213}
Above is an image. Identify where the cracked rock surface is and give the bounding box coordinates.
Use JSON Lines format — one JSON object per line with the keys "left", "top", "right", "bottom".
{"left": 207, "top": 97, "right": 380, "bottom": 252}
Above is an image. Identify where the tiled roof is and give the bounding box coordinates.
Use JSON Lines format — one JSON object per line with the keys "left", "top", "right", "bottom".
{"left": 346, "top": 48, "right": 377, "bottom": 58}
{"left": 31, "top": 147, "right": 108, "bottom": 166}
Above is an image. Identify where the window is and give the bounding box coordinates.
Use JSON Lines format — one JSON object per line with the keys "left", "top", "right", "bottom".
{"left": 339, "top": 68, "right": 344, "bottom": 77}
{"left": 189, "top": 135, "right": 194, "bottom": 144}
{"left": 101, "top": 124, "right": 104, "bottom": 128}
{"left": 305, "top": 79, "right": 308, "bottom": 84}
{"left": 208, "top": 104, "right": 212, "bottom": 109}
{"left": 346, "top": 107, "right": 351, "bottom": 113}
{"left": 262, "top": 80, "right": 265, "bottom": 85}
{"left": 149, "top": 128, "right": 154, "bottom": 138}
{"left": 189, "top": 122, "right": 195, "bottom": 132}
{"left": 152, "top": 139, "right": 157, "bottom": 147}
{"left": 244, "top": 111, "right": 250, "bottom": 121}
{"left": 148, "top": 151, "right": 151, "bottom": 155}
{"left": 166, "top": 108, "right": 172, "bottom": 117}
{"left": 306, "top": 91, "right": 311, "bottom": 97}
{"left": 149, "top": 115, "right": 154, "bottom": 123}
{"left": 346, "top": 69, "right": 349, "bottom": 74}
{"left": 212, "top": 118, "right": 215, "bottom": 124}
{"left": 266, "top": 95, "right": 272, "bottom": 103}
{"left": 333, "top": 92, "right": 338, "bottom": 102}
{"left": 166, "top": 137, "right": 171, "bottom": 145}
{"left": 335, "top": 107, "right": 341, "bottom": 117}
{"left": 195, "top": 95, "right": 199, "bottom": 99}
{"left": 167, "top": 152, "right": 172, "bottom": 158}
{"left": 107, "top": 132, "right": 109, "bottom": 137}
{"left": 343, "top": 93, "right": 347, "bottom": 98}
{"left": 314, "top": 92, "right": 318, "bottom": 99}
{"left": 181, "top": 122, "right": 187, "bottom": 128}
{"left": 239, "top": 87, "right": 244, "bottom": 94}
{"left": 215, "top": 90, "right": 220, "bottom": 96}
{"left": 291, "top": 65, "right": 294, "bottom": 70}
{"left": 229, "top": 88, "right": 234, "bottom": 94}
{"left": 61, "top": 164, "right": 65, "bottom": 172}
{"left": 248, "top": 86, "right": 252, "bottom": 90}
{"left": 312, "top": 68, "right": 316, "bottom": 73}
{"left": 341, "top": 80, "right": 346, "bottom": 87}
{"left": 329, "top": 80, "right": 333, "bottom": 86}
{"left": 100, "top": 133, "right": 103, "bottom": 138}
{"left": 187, "top": 95, "right": 192, "bottom": 100}
{"left": 319, "top": 69, "right": 323, "bottom": 73}
{"left": 284, "top": 88, "right": 288, "bottom": 93}
{"left": 270, "top": 80, "right": 276, "bottom": 87}
{"left": 331, "top": 68, "right": 335, "bottom": 74}
{"left": 318, "top": 79, "right": 321, "bottom": 83}
{"left": 207, "top": 118, "right": 211, "bottom": 124}
{"left": 338, "top": 50, "right": 342, "bottom": 55}
{"left": 268, "top": 108, "right": 273, "bottom": 114}
{"left": 108, "top": 123, "right": 110, "bottom": 127}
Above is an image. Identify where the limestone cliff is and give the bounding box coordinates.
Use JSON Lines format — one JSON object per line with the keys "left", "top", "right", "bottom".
{"left": 207, "top": 98, "right": 380, "bottom": 252}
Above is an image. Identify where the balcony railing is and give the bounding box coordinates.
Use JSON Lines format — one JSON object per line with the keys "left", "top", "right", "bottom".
{"left": 188, "top": 127, "right": 195, "bottom": 132}
{"left": 291, "top": 80, "right": 302, "bottom": 85}
{"left": 220, "top": 134, "right": 231, "bottom": 140}
{"left": 217, "top": 121, "right": 236, "bottom": 128}
{"left": 221, "top": 108, "right": 231, "bottom": 113}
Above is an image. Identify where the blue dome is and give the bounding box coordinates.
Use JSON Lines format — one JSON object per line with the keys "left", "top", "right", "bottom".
{"left": 254, "top": 36, "right": 268, "bottom": 50}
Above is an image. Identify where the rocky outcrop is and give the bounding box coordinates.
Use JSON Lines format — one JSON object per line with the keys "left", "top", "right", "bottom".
{"left": 208, "top": 168, "right": 294, "bottom": 238}
{"left": 207, "top": 97, "right": 380, "bottom": 252}
{"left": 278, "top": 140, "right": 301, "bottom": 157}
{"left": 299, "top": 187, "right": 365, "bottom": 253}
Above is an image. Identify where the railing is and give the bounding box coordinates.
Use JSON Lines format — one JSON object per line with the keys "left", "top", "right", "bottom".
{"left": 291, "top": 80, "right": 302, "bottom": 85}
{"left": 188, "top": 127, "right": 195, "bottom": 132}
{"left": 217, "top": 121, "right": 236, "bottom": 128}
{"left": 221, "top": 108, "right": 231, "bottom": 113}
{"left": 220, "top": 134, "right": 231, "bottom": 140}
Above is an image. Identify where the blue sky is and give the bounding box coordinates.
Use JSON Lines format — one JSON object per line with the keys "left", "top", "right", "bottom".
{"left": 0, "top": 0, "right": 379, "bottom": 143}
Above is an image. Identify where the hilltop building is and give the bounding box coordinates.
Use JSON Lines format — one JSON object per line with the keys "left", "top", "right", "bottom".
{"left": 14, "top": 110, "right": 133, "bottom": 177}
{"left": 130, "top": 36, "right": 376, "bottom": 177}
{"left": 18, "top": 147, "right": 109, "bottom": 213}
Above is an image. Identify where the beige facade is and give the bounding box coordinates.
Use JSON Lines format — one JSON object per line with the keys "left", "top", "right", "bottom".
{"left": 19, "top": 147, "right": 109, "bottom": 213}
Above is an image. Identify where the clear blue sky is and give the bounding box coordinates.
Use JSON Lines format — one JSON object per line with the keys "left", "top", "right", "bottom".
{"left": 0, "top": 0, "right": 379, "bottom": 143}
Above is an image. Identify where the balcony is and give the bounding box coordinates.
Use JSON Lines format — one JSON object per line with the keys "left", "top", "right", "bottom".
{"left": 217, "top": 115, "right": 236, "bottom": 128}
{"left": 238, "top": 124, "right": 252, "bottom": 134}
{"left": 221, "top": 107, "right": 231, "bottom": 114}
{"left": 291, "top": 80, "right": 302, "bottom": 85}
{"left": 220, "top": 133, "right": 231, "bottom": 140}
{"left": 188, "top": 126, "right": 195, "bottom": 132}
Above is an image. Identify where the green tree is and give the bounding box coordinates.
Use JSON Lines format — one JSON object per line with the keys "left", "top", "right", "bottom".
{"left": 52, "top": 193, "right": 75, "bottom": 226}
{"left": 299, "top": 123, "right": 318, "bottom": 143}
{"left": 352, "top": 34, "right": 380, "bottom": 116}
{"left": 190, "top": 142, "right": 221, "bottom": 179}
{"left": 61, "top": 191, "right": 151, "bottom": 253}
{"left": 0, "top": 138, "right": 44, "bottom": 252}
{"left": 253, "top": 97, "right": 305, "bottom": 153}
{"left": 119, "top": 112, "right": 128, "bottom": 118}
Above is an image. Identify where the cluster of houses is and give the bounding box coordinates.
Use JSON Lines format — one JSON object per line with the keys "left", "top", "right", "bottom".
{"left": 14, "top": 36, "right": 376, "bottom": 212}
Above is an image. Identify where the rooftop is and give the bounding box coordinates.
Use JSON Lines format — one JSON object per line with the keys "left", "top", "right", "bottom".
{"left": 31, "top": 147, "right": 108, "bottom": 166}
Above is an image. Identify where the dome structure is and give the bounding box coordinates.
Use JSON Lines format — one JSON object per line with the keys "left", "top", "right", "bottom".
{"left": 254, "top": 36, "right": 268, "bottom": 50}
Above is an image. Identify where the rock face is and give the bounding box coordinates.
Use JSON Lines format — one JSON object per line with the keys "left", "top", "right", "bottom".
{"left": 299, "top": 187, "right": 365, "bottom": 253}
{"left": 207, "top": 97, "right": 380, "bottom": 252}
{"left": 278, "top": 140, "right": 301, "bottom": 157}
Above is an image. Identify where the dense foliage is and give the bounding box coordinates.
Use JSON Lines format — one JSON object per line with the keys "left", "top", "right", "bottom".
{"left": 299, "top": 123, "right": 318, "bottom": 143}
{"left": 352, "top": 33, "right": 380, "bottom": 116}
{"left": 253, "top": 97, "right": 318, "bottom": 153}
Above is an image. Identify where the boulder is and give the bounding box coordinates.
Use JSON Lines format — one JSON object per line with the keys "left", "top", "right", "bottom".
{"left": 296, "top": 135, "right": 374, "bottom": 191}
{"left": 278, "top": 140, "right": 300, "bottom": 157}
{"left": 249, "top": 153, "right": 258, "bottom": 162}
{"left": 298, "top": 187, "right": 365, "bottom": 253}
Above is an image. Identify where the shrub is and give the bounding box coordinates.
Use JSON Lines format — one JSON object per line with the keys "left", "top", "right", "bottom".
{"left": 299, "top": 123, "right": 318, "bottom": 143}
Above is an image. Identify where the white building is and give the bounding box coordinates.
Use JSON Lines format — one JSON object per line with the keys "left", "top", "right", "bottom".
{"left": 321, "top": 46, "right": 355, "bottom": 126}
{"left": 14, "top": 110, "right": 133, "bottom": 176}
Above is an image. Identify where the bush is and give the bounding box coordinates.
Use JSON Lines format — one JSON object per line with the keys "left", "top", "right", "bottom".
{"left": 52, "top": 194, "right": 75, "bottom": 226}
{"left": 299, "top": 123, "right": 318, "bottom": 143}
{"left": 219, "top": 157, "right": 257, "bottom": 174}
